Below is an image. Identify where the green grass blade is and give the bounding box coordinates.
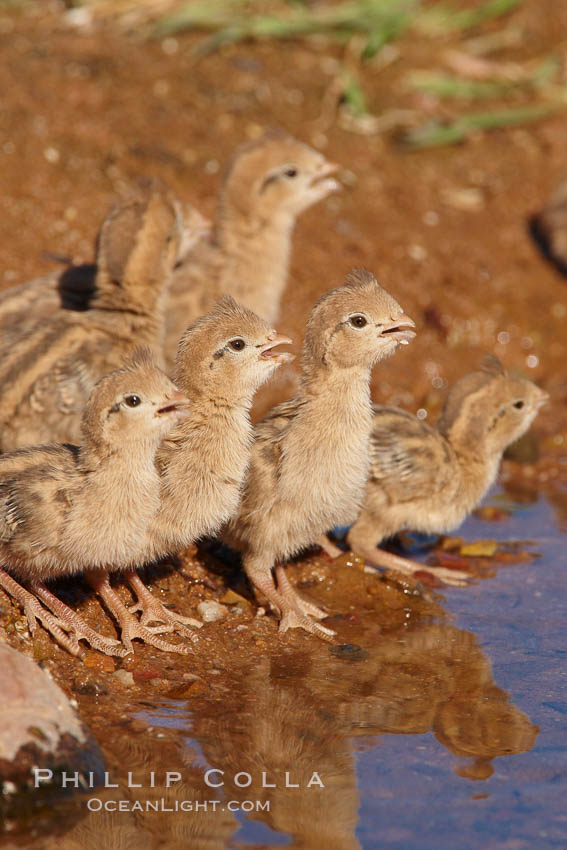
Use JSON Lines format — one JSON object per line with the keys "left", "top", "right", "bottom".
{"left": 417, "top": 0, "right": 524, "bottom": 36}
{"left": 404, "top": 102, "right": 560, "bottom": 149}
{"left": 407, "top": 59, "right": 560, "bottom": 101}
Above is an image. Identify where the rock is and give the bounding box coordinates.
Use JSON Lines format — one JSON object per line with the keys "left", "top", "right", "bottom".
{"left": 441, "top": 187, "right": 485, "bottom": 211}
{"left": 330, "top": 644, "right": 369, "bottom": 662}
{"left": 197, "top": 601, "right": 228, "bottom": 623}
{"left": 82, "top": 651, "right": 115, "bottom": 673}
{"left": 72, "top": 671, "right": 109, "bottom": 696}
{"left": 220, "top": 589, "right": 250, "bottom": 607}
{"left": 0, "top": 643, "right": 104, "bottom": 817}
{"left": 112, "top": 669, "right": 135, "bottom": 687}
{"left": 459, "top": 540, "right": 499, "bottom": 558}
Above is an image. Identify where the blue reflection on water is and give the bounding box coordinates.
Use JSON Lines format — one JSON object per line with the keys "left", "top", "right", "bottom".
{"left": 355, "top": 491, "right": 567, "bottom": 850}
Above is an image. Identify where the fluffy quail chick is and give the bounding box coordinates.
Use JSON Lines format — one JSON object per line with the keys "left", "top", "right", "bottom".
{"left": 0, "top": 350, "right": 190, "bottom": 657}
{"left": 221, "top": 270, "right": 416, "bottom": 639}
{"left": 0, "top": 180, "right": 187, "bottom": 451}
{"left": 342, "top": 356, "right": 548, "bottom": 584}
{"left": 116, "top": 297, "right": 292, "bottom": 635}
{"left": 164, "top": 130, "right": 340, "bottom": 367}
{"left": 0, "top": 185, "right": 210, "bottom": 346}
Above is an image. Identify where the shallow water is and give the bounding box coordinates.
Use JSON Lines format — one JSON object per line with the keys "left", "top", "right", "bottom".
{"left": 18, "top": 486, "right": 565, "bottom": 850}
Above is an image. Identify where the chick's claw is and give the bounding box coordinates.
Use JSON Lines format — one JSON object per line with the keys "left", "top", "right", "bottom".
{"left": 274, "top": 565, "right": 329, "bottom": 621}
{"left": 279, "top": 607, "right": 336, "bottom": 641}
{"left": 89, "top": 573, "right": 191, "bottom": 655}
{"left": 23, "top": 597, "right": 84, "bottom": 658}
{"left": 31, "top": 581, "right": 129, "bottom": 656}
{"left": 125, "top": 570, "right": 202, "bottom": 640}
{"left": 419, "top": 565, "right": 470, "bottom": 588}
{"left": 0, "top": 568, "right": 125, "bottom": 658}
{"left": 119, "top": 619, "right": 192, "bottom": 656}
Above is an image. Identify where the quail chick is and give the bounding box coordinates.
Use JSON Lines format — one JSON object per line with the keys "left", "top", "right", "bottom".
{"left": 120, "top": 296, "right": 293, "bottom": 635}
{"left": 163, "top": 130, "right": 340, "bottom": 367}
{"left": 341, "top": 356, "right": 548, "bottom": 585}
{"left": 0, "top": 349, "right": 190, "bottom": 657}
{"left": 0, "top": 185, "right": 210, "bottom": 344}
{"left": 221, "top": 269, "right": 416, "bottom": 639}
{"left": 0, "top": 180, "right": 187, "bottom": 451}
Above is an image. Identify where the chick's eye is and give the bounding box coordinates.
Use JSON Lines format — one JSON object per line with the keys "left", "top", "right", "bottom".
{"left": 229, "top": 338, "right": 246, "bottom": 351}
{"left": 350, "top": 315, "right": 367, "bottom": 329}
{"left": 514, "top": 400, "right": 525, "bottom": 409}
{"left": 124, "top": 395, "right": 142, "bottom": 408}
{"left": 284, "top": 167, "right": 298, "bottom": 178}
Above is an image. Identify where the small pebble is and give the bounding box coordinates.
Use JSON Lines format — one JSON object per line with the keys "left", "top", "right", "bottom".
{"left": 330, "top": 644, "right": 369, "bottom": 662}
{"left": 204, "top": 159, "right": 220, "bottom": 175}
{"left": 408, "top": 244, "right": 427, "bottom": 262}
{"left": 112, "top": 670, "right": 135, "bottom": 687}
{"left": 43, "top": 147, "right": 60, "bottom": 164}
{"left": 221, "top": 589, "right": 250, "bottom": 606}
{"left": 442, "top": 187, "right": 484, "bottom": 211}
{"left": 197, "top": 600, "right": 228, "bottom": 622}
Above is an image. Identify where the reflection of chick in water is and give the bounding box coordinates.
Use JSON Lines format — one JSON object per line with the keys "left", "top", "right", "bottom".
{"left": 433, "top": 643, "right": 540, "bottom": 781}
{"left": 59, "top": 731, "right": 238, "bottom": 850}
{"left": 191, "top": 619, "right": 537, "bottom": 849}
{"left": 312, "top": 624, "right": 538, "bottom": 781}
{"left": 194, "top": 655, "right": 361, "bottom": 850}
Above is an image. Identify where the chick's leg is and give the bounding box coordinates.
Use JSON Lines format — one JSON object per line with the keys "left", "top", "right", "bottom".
{"left": 348, "top": 517, "right": 470, "bottom": 588}
{"left": 87, "top": 572, "right": 191, "bottom": 655}
{"left": 274, "top": 566, "right": 329, "bottom": 621}
{"left": 360, "top": 547, "right": 470, "bottom": 588}
{"left": 125, "top": 570, "right": 202, "bottom": 639}
{"left": 316, "top": 533, "right": 343, "bottom": 559}
{"left": 244, "top": 553, "right": 335, "bottom": 641}
{"left": 31, "top": 581, "right": 127, "bottom": 657}
{"left": 0, "top": 568, "right": 85, "bottom": 657}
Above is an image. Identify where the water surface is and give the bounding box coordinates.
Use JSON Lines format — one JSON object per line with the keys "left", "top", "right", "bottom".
{"left": 9, "top": 488, "right": 567, "bottom": 850}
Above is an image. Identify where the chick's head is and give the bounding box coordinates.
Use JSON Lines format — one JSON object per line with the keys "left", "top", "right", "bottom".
{"left": 437, "top": 355, "right": 548, "bottom": 455}
{"left": 304, "top": 269, "right": 416, "bottom": 372}
{"left": 174, "top": 296, "right": 293, "bottom": 402}
{"left": 220, "top": 130, "right": 340, "bottom": 224}
{"left": 82, "top": 347, "right": 190, "bottom": 449}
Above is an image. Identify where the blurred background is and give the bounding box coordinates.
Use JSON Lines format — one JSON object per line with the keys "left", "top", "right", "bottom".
{"left": 1, "top": 0, "right": 566, "bottom": 448}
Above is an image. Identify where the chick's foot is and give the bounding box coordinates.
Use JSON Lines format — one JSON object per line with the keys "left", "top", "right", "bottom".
{"left": 274, "top": 565, "right": 329, "bottom": 620}
{"left": 125, "top": 570, "right": 202, "bottom": 639}
{"left": 274, "top": 566, "right": 336, "bottom": 640}
{"left": 87, "top": 573, "right": 191, "bottom": 655}
{"left": 31, "top": 580, "right": 128, "bottom": 657}
{"left": 360, "top": 546, "right": 470, "bottom": 588}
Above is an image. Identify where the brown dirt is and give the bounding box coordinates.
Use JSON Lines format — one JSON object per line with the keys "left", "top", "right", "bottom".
{"left": 0, "top": 1, "right": 566, "bottom": 840}
{"left": 1, "top": 1, "right": 567, "bottom": 447}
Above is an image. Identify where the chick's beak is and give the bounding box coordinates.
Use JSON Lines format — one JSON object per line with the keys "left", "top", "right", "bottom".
{"left": 379, "top": 314, "right": 416, "bottom": 346}
{"left": 311, "top": 161, "right": 341, "bottom": 192}
{"left": 157, "top": 390, "right": 191, "bottom": 420}
{"left": 536, "top": 389, "right": 550, "bottom": 409}
{"left": 260, "top": 334, "right": 294, "bottom": 365}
